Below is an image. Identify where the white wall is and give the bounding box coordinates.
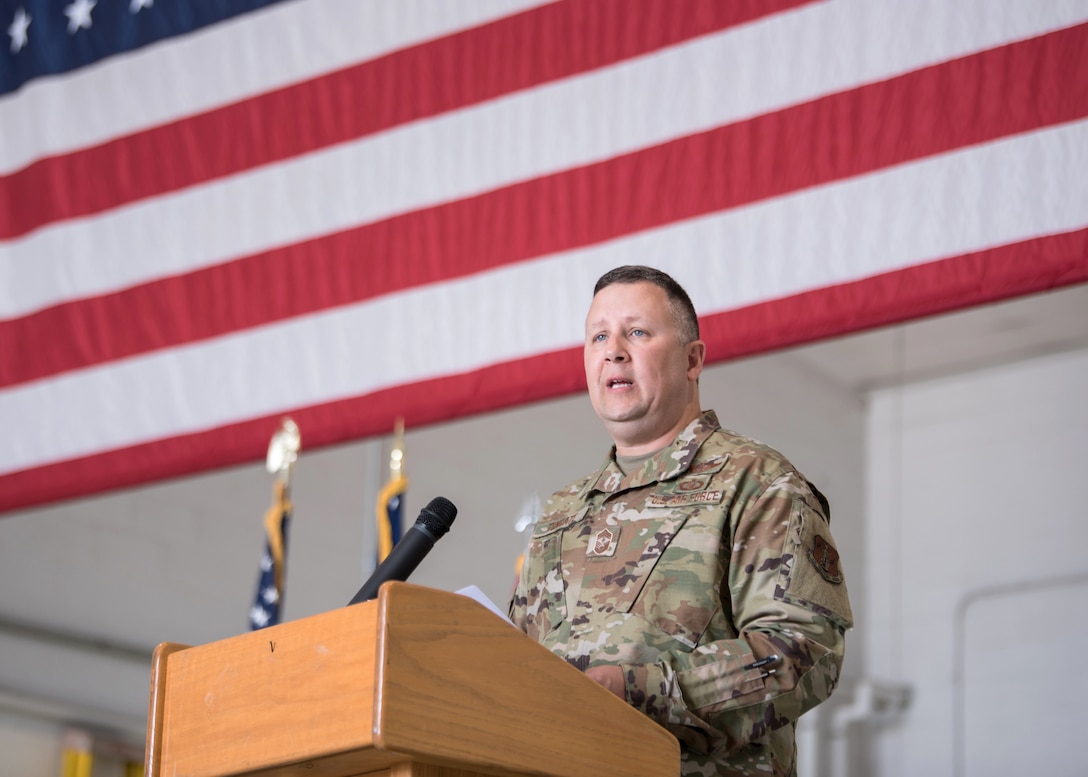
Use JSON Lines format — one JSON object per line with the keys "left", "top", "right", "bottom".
{"left": 0, "top": 713, "right": 64, "bottom": 777}
{"left": 864, "top": 346, "right": 1088, "bottom": 777}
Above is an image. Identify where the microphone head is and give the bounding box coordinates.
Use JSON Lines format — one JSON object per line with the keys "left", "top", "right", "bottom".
{"left": 417, "top": 496, "right": 457, "bottom": 540}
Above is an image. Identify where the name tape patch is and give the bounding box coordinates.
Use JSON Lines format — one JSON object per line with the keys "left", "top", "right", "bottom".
{"left": 647, "top": 490, "right": 724, "bottom": 507}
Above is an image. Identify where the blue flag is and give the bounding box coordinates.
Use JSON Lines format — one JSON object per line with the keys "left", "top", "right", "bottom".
{"left": 249, "top": 479, "right": 290, "bottom": 630}
{"left": 376, "top": 420, "right": 407, "bottom": 562}
{"left": 376, "top": 472, "right": 407, "bottom": 563}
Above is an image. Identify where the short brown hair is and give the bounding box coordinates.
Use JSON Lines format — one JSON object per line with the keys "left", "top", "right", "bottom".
{"left": 593, "top": 265, "right": 700, "bottom": 344}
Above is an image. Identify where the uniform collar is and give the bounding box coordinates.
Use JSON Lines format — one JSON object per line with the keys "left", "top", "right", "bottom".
{"left": 582, "top": 410, "right": 721, "bottom": 497}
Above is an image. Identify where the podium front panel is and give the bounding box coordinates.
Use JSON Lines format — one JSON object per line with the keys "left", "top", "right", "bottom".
{"left": 157, "top": 604, "right": 387, "bottom": 777}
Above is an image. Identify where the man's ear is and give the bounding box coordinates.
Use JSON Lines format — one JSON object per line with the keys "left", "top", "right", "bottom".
{"left": 687, "top": 340, "right": 706, "bottom": 379}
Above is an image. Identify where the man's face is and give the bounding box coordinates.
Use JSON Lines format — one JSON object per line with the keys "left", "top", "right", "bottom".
{"left": 584, "top": 281, "right": 704, "bottom": 454}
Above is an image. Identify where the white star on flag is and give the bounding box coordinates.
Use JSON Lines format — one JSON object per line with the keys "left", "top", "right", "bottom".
{"left": 129, "top": 0, "right": 153, "bottom": 14}
{"left": 248, "top": 605, "right": 270, "bottom": 629}
{"left": 7, "top": 7, "right": 30, "bottom": 53}
{"left": 64, "top": 0, "right": 95, "bottom": 34}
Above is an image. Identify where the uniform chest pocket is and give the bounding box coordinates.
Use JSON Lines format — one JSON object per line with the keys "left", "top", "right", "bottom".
{"left": 572, "top": 511, "right": 692, "bottom": 618}
{"left": 577, "top": 506, "right": 726, "bottom": 650}
{"left": 520, "top": 508, "right": 586, "bottom": 640}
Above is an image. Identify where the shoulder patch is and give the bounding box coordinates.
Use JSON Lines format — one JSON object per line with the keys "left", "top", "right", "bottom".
{"left": 807, "top": 534, "right": 844, "bottom": 584}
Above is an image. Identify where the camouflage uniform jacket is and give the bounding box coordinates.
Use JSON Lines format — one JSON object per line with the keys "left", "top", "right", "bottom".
{"left": 509, "top": 410, "right": 853, "bottom": 776}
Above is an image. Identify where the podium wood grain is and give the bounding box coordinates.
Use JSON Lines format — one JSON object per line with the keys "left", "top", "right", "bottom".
{"left": 145, "top": 582, "right": 678, "bottom": 777}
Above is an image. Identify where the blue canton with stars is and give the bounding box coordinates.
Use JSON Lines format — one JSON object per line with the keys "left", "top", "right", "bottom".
{"left": 2, "top": 0, "right": 290, "bottom": 96}
{"left": 248, "top": 510, "right": 290, "bottom": 630}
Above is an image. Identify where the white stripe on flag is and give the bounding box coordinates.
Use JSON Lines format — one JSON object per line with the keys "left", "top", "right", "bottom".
{"left": 4, "top": 119, "right": 1085, "bottom": 476}
{"left": 3, "top": 0, "right": 1086, "bottom": 319}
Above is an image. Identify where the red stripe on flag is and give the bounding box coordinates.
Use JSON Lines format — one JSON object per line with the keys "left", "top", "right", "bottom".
{"left": 1, "top": 227, "right": 1084, "bottom": 513}
{"left": 0, "top": 0, "right": 815, "bottom": 240}
{"left": 0, "top": 348, "right": 588, "bottom": 513}
{"left": 4, "top": 24, "right": 1086, "bottom": 388}
{"left": 699, "top": 227, "right": 1088, "bottom": 364}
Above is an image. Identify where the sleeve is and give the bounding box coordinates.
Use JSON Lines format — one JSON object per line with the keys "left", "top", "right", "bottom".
{"left": 508, "top": 544, "right": 532, "bottom": 631}
{"left": 615, "top": 472, "right": 853, "bottom": 756}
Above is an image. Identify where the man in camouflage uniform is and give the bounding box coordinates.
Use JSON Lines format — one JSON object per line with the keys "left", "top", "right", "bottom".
{"left": 509, "top": 266, "right": 853, "bottom": 776}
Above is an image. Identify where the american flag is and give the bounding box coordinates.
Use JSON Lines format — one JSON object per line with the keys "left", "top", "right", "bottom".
{"left": 249, "top": 477, "right": 290, "bottom": 630}
{"left": 3, "top": 0, "right": 1087, "bottom": 513}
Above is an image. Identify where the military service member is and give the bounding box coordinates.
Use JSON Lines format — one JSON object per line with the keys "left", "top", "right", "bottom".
{"left": 509, "top": 265, "right": 853, "bottom": 776}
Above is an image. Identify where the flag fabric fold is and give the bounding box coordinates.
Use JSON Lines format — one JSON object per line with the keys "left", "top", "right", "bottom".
{"left": 376, "top": 471, "right": 408, "bottom": 564}
{"left": 3, "top": 0, "right": 1087, "bottom": 514}
{"left": 249, "top": 479, "right": 291, "bottom": 630}
{"left": 376, "top": 420, "right": 408, "bottom": 563}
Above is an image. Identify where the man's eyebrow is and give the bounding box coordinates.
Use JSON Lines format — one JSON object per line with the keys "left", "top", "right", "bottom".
{"left": 586, "top": 313, "right": 645, "bottom": 329}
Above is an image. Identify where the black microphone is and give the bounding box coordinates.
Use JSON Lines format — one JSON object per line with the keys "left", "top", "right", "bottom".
{"left": 348, "top": 496, "right": 457, "bottom": 605}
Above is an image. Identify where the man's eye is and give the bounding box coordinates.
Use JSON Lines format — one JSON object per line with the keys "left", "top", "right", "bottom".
{"left": 631, "top": 329, "right": 646, "bottom": 337}
{"left": 593, "top": 333, "right": 607, "bottom": 342}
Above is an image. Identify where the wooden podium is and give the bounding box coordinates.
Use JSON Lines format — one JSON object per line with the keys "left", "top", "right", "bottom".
{"left": 144, "top": 582, "right": 679, "bottom": 777}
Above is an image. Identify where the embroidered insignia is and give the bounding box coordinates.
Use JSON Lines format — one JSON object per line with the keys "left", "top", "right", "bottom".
{"left": 808, "top": 534, "right": 843, "bottom": 584}
{"left": 647, "top": 491, "right": 724, "bottom": 507}
{"left": 675, "top": 474, "right": 710, "bottom": 493}
{"left": 587, "top": 527, "right": 619, "bottom": 557}
{"left": 689, "top": 455, "right": 729, "bottom": 475}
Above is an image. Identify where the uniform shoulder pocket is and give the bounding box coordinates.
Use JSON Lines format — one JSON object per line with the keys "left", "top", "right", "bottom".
{"left": 778, "top": 499, "right": 854, "bottom": 631}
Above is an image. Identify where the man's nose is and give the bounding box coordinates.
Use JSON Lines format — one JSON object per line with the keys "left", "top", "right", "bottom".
{"left": 605, "top": 345, "right": 627, "bottom": 362}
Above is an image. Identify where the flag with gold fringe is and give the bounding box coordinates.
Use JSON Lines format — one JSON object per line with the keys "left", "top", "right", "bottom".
{"left": 376, "top": 419, "right": 408, "bottom": 563}
{"left": 250, "top": 419, "right": 299, "bottom": 630}
{"left": 249, "top": 479, "right": 291, "bottom": 630}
